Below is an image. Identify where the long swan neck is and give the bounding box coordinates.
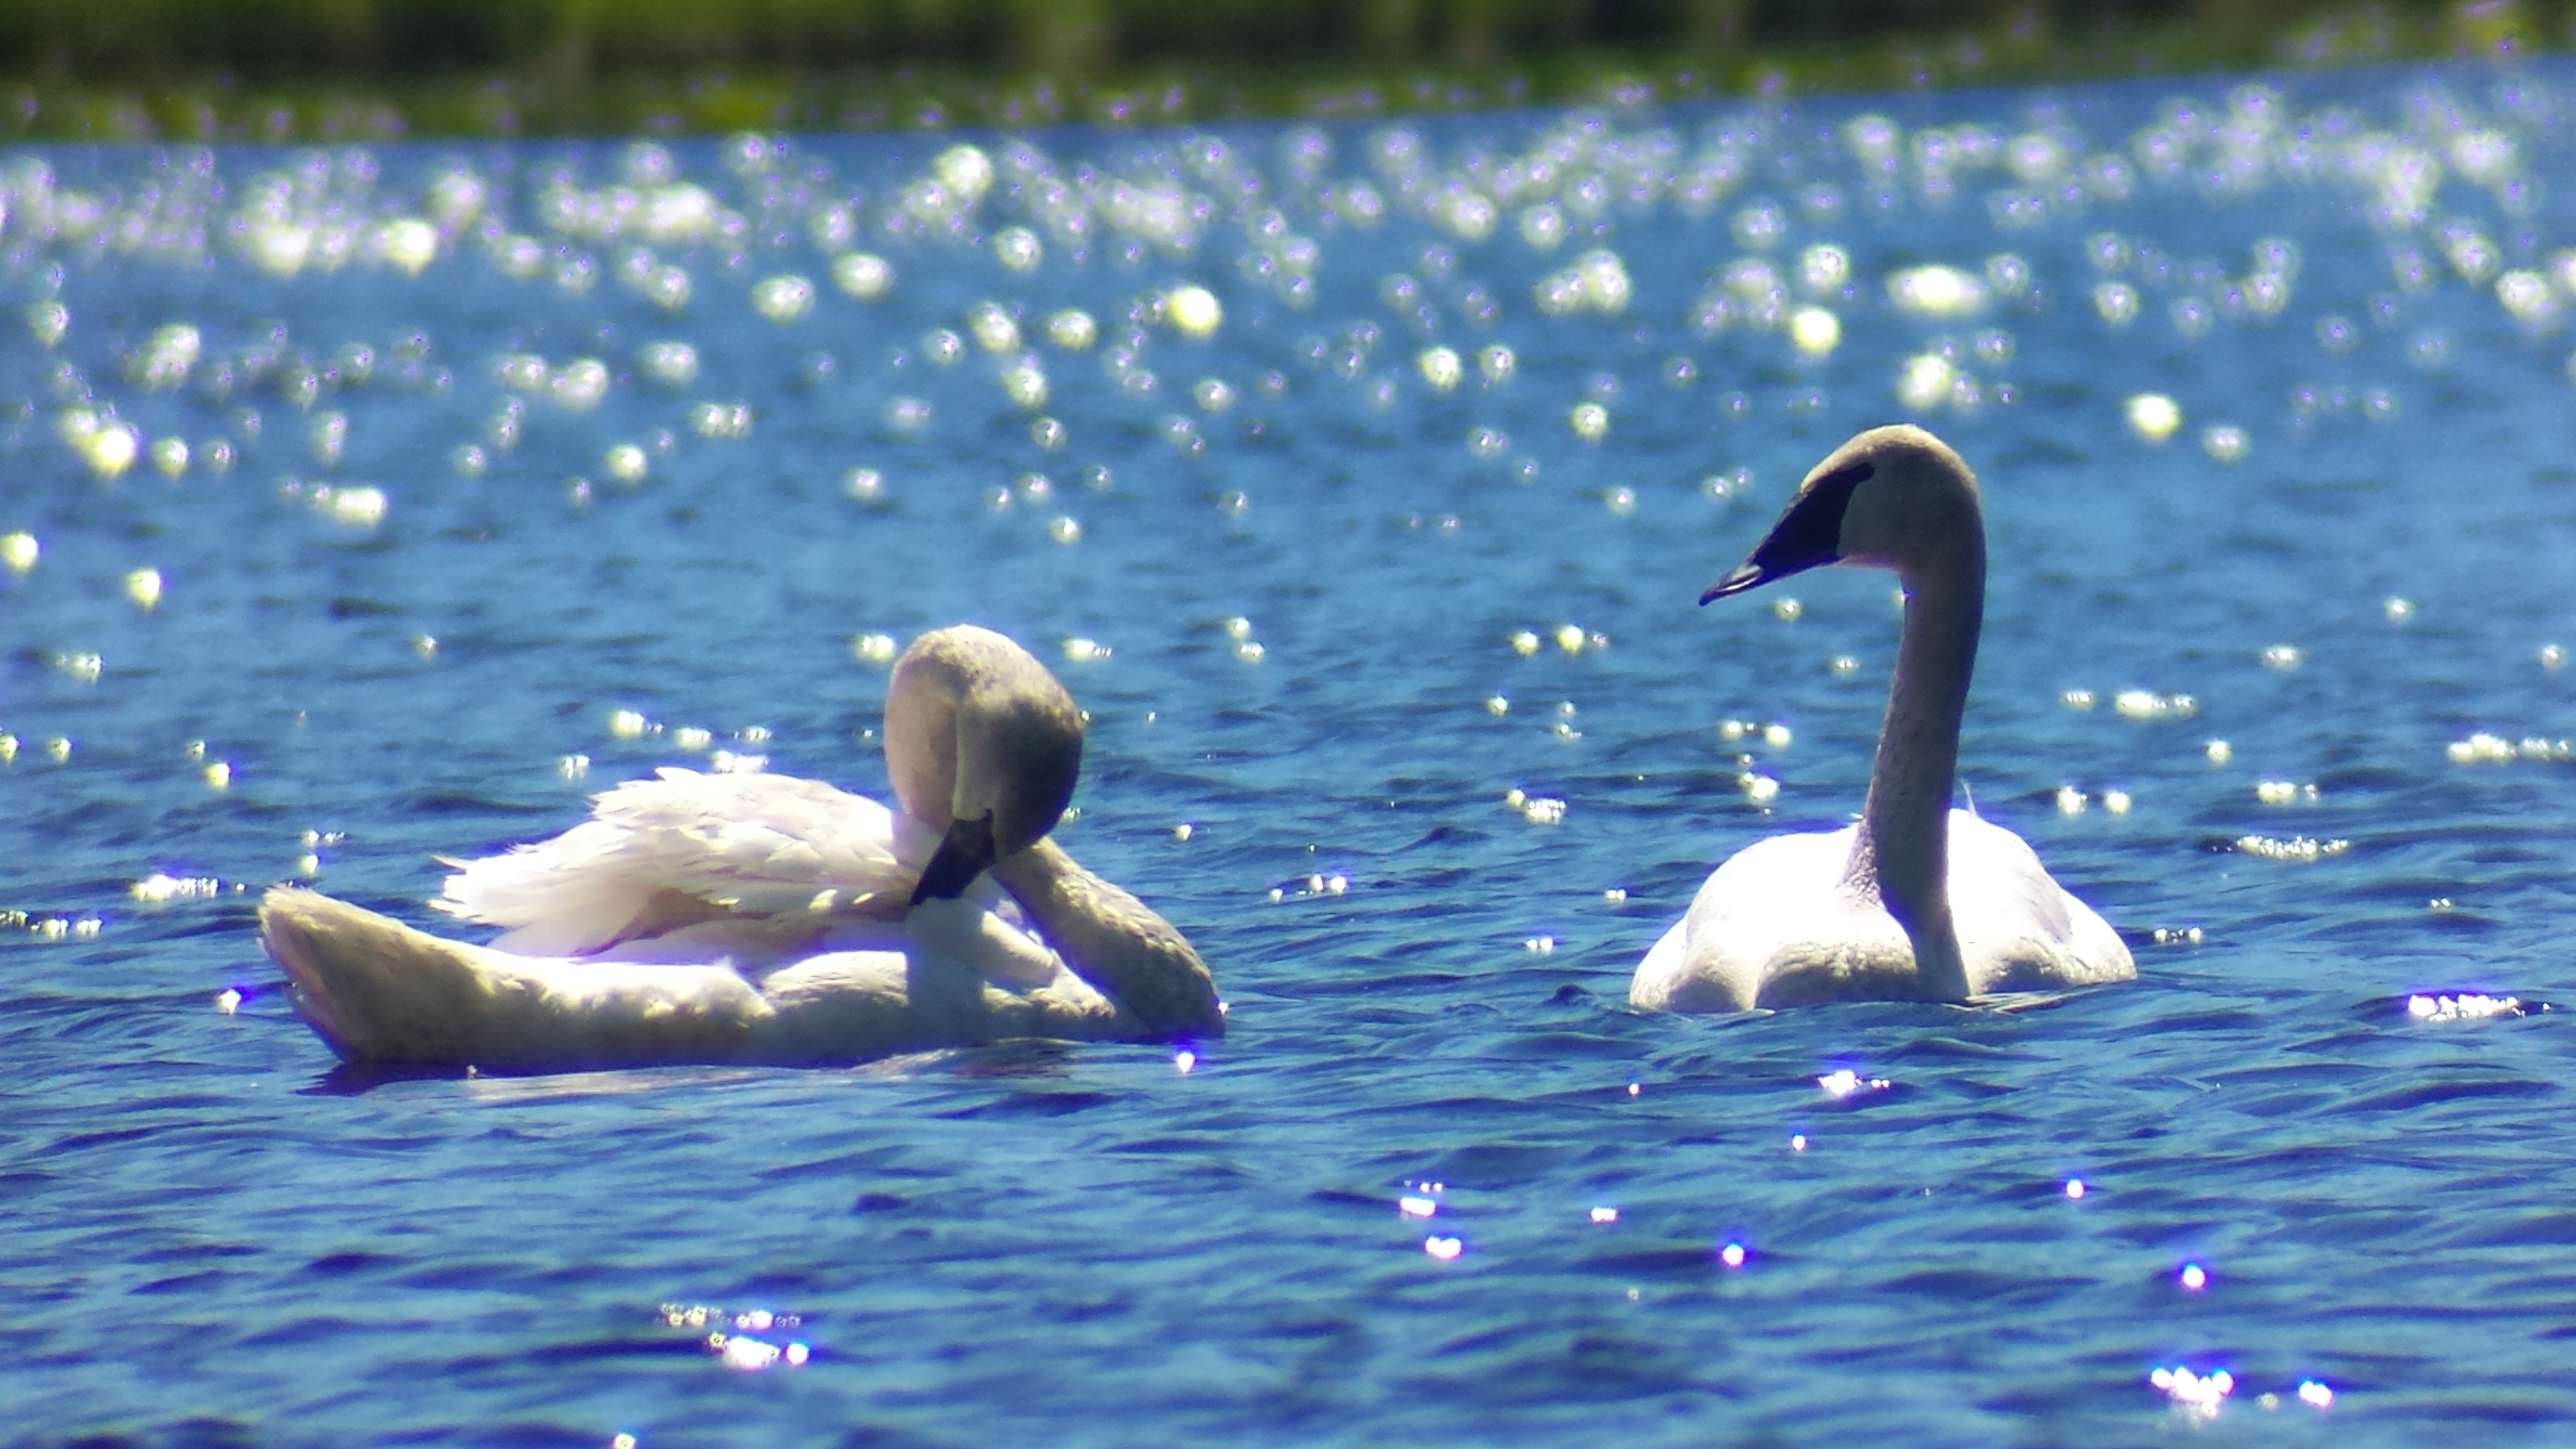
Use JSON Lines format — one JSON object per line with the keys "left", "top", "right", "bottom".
{"left": 1851, "top": 535, "right": 1983, "bottom": 1002}
{"left": 988, "top": 840, "right": 1223, "bottom": 1039}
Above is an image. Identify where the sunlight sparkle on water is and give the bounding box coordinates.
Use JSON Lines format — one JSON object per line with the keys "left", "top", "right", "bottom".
{"left": 2113, "top": 690, "right": 2194, "bottom": 721}
{"left": 1818, "top": 1069, "right": 1890, "bottom": 1099}
{"left": 968, "top": 302, "right": 1020, "bottom": 354}
{"left": 1165, "top": 286, "right": 1222, "bottom": 339}
{"left": 1889, "top": 265, "right": 1986, "bottom": 317}
{"left": 2234, "top": 833, "right": 2349, "bottom": 861}
{"left": 1789, "top": 307, "right": 1840, "bottom": 356}
{"left": 1896, "top": 354, "right": 1953, "bottom": 410}
{"left": 1047, "top": 310, "right": 1098, "bottom": 350}
{"left": 833, "top": 253, "right": 893, "bottom": 300}
{"left": 2443, "top": 732, "right": 2576, "bottom": 763}
{"left": 993, "top": 227, "right": 1043, "bottom": 272}
{"left": 2407, "top": 992, "right": 2525, "bottom": 1021}
{"left": 2125, "top": 393, "right": 2182, "bottom": 441}
{"left": 2151, "top": 1365, "right": 2233, "bottom": 1417}
{"left": 133, "top": 873, "right": 223, "bottom": 903}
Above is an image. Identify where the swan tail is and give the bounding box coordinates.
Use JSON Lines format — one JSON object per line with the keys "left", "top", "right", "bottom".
{"left": 258, "top": 886, "right": 773, "bottom": 1069}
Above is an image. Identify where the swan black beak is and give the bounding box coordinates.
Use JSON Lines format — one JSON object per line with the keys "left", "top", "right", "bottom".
{"left": 911, "top": 814, "right": 998, "bottom": 904}
{"left": 1700, "top": 561, "right": 1769, "bottom": 603}
{"left": 1698, "top": 458, "right": 1874, "bottom": 606}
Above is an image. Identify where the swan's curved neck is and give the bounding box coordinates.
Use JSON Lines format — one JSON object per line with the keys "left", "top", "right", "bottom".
{"left": 989, "top": 840, "right": 1223, "bottom": 1038}
{"left": 1847, "top": 537, "right": 1984, "bottom": 1002}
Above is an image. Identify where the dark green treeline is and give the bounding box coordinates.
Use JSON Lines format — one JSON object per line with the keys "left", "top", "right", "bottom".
{"left": 0, "top": 0, "right": 2561, "bottom": 137}
{"left": 9, "top": 0, "right": 2561, "bottom": 77}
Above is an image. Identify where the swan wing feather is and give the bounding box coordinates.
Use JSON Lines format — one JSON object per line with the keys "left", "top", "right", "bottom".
{"left": 437, "top": 768, "right": 933, "bottom": 956}
{"left": 1948, "top": 812, "right": 2136, "bottom": 992}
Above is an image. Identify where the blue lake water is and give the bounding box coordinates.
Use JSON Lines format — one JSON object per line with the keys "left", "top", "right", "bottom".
{"left": 6, "top": 56, "right": 2576, "bottom": 1444}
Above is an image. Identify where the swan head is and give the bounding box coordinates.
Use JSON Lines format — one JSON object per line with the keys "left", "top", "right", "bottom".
{"left": 884, "top": 626, "right": 1084, "bottom": 904}
{"left": 1703, "top": 425, "right": 1983, "bottom": 601}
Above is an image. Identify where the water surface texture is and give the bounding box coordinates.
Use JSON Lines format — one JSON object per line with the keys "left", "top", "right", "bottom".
{"left": 6, "top": 59, "right": 2576, "bottom": 1445}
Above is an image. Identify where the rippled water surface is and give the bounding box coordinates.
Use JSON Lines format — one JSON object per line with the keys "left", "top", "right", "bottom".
{"left": 9, "top": 58, "right": 2576, "bottom": 1445}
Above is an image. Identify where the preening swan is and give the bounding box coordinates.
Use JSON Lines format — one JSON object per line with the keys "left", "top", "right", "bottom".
{"left": 260, "top": 625, "right": 1222, "bottom": 1069}
{"left": 1631, "top": 425, "right": 2136, "bottom": 1012}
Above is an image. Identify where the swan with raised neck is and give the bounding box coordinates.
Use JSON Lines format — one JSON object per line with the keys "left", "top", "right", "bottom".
{"left": 1631, "top": 425, "right": 2135, "bottom": 1011}
{"left": 260, "top": 624, "right": 1221, "bottom": 1069}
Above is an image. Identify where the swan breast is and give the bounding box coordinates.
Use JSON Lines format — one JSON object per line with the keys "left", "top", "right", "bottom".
{"left": 1634, "top": 812, "right": 2132, "bottom": 1011}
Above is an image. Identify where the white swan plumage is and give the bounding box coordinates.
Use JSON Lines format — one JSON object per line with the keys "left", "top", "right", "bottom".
{"left": 1631, "top": 425, "right": 2136, "bottom": 1012}
{"left": 260, "top": 625, "right": 1222, "bottom": 1069}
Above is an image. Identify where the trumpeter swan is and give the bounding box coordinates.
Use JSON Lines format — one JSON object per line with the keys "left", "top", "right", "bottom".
{"left": 260, "top": 626, "right": 1221, "bottom": 1068}
{"left": 1631, "top": 425, "right": 2136, "bottom": 1012}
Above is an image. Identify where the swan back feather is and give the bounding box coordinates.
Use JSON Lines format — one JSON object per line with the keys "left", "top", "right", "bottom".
{"left": 436, "top": 767, "right": 939, "bottom": 959}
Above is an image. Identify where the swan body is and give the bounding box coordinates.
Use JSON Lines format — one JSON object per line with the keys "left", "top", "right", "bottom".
{"left": 1631, "top": 425, "right": 2135, "bottom": 1012}
{"left": 1631, "top": 812, "right": 2134, "bottom": 1012}
{"left": 261, "top": 626, "right": 1222, "bottom": 1069}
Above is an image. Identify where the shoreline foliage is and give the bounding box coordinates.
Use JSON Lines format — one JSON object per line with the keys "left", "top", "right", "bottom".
{"left": 0, "top": 0, "right": 2563, "bottom": 140}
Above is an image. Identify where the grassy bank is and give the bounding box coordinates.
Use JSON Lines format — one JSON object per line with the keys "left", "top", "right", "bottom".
{"left": 0, "top": 0, "right": 2562, "bottom": 140}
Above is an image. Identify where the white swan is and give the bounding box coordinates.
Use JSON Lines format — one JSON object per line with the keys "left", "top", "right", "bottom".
{"left": 260, "top": 625, "right": 1222, "bottom": 1069}
{"left": 1631, "top": 425, "right": 2136, "bottom": 1012}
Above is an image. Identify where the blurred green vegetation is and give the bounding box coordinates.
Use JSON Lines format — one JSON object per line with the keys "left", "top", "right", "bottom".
{"left": 0, "top": 0, "right": 2563, "bottom": 139}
